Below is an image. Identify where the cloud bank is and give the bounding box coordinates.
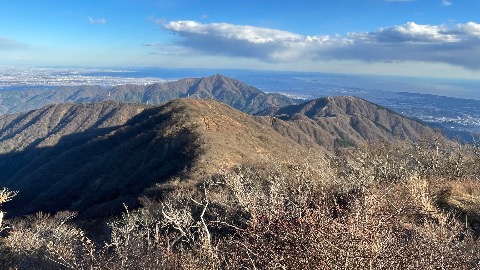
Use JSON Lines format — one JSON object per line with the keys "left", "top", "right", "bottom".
{"left": 164, "top": 20, "right": 480, "bottom": 70}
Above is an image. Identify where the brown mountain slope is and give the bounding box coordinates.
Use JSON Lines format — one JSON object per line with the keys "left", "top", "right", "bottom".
{"left": 0, "top": 99, "right": 315, "bottom": 219}
{"left": 257, "top": 96, "right": 442, "bottom": 151}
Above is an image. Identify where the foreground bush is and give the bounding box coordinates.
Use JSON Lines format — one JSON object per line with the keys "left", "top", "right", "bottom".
{"left": 1, "top": 140, "right": 480, "bottom": 269}
{"left": 0, "top": 211, "right": 94, "bottom": 269}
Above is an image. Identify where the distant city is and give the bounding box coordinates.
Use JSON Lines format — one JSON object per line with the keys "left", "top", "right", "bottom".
{"left": 0, "top": 67, "right": 166, "bottom": 90}
{"left": 1, "top": 66, "right": 479, "bottom": 139}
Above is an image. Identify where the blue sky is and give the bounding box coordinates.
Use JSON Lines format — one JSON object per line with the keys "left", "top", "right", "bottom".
{"left": 1, "top": 0, "right": 480, "bottom": 79}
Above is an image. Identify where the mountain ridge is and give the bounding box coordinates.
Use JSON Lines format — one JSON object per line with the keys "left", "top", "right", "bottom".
{"left": 257, "top": 96, "right": 443, "bottom": 151}
{"left": 0, "top": 75, "right": 296, "bottom": 115}
{"left": 0, "top": 99, "right": 313, "bottom": 219}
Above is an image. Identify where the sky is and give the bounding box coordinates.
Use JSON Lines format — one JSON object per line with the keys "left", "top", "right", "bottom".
{"left": 1, "top": 0, "right": 480, "bottom": 79}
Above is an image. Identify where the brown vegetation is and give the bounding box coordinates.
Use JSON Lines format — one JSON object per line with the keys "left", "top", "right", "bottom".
{"left": 0, "top": 137, "right": 479, "bottom": 269}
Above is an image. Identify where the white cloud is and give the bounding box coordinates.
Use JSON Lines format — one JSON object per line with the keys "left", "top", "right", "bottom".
{"left": 165, "top": 21, "right": 302, "bottom": 44}
{"left": 88, "top": 17, "right": 106, "bottom": 25}
{"left": 441, "top": 0, "right": 452, "bottom": 6}
{"left": 147, "top": 15, "right": 167, "bottom": 25}
{"left": 373, "top": 22, "right": 458, "bottom": 42}
{"left": 0, "top": 37, "right": 29, "bottom": 50}
{"left": 456, "top": 22, "right": 480, "bottom": 36}
{"left": 163, "top": 20, "right": 480, "bottom": 70}
{"left": 164, "top": 21, "right": 316, "bottom": 61}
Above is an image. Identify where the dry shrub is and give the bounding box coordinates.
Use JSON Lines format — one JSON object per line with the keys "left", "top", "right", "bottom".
{"left": 99, "top": 195, "right": 217, "bottom": 270}
{"left": 218, "top": 177, "right": 480, "bottom": 269}
{"left": 95, "top": 159, "right": 335, "bottom": 269}
{"left": 218, "top": 157, "right": 335, "bottom": 215}
{"left": 0, "top": 211, "right": 94, "bottom": 270}
{"left": 335, "top": 139, "right": 479, "bottom": 189}
{"left": 97, "top": 155, "right": 480, "bottom": 269}
{"left": 2, "top": 139, "right": 480, "bottom": 269}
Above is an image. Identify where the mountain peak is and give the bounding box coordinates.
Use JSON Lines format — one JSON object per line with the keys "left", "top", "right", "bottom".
{"left": 257, "top": 96, "right": 442, "bottom": 150}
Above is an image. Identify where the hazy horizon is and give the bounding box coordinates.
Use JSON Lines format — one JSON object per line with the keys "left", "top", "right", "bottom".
{"left": 1, "top": 66, "right": 478, "bottom": 100}
{"left": 1, "top": 0, "right": 480, "bottom": 83}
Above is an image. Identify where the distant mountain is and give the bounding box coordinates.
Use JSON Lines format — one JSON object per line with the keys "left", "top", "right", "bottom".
{"left": 0, "top": 99, "right": 313, "bottom": 219}
{"left": 256, "top": 96, "right": 443, "bottom": 151}
{"left": 0, "top": 75, "right": 296, "bottom": 115}
{"left": 0, "top": 85, "right": 105, "bottom": 115}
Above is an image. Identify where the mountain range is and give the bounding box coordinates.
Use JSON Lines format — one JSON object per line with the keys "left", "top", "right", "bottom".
{"left": 0, "top": 75, "right": 295, "bottom": 115}
{"left": 0, "top": 75, "right": 445, "bottom": 218}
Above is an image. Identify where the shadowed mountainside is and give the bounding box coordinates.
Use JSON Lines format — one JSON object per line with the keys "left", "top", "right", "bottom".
{"left": 0, "top": 99, "right": 312, "bottom": 219}
{"left": 0, "top": 96, "right": 445, "bottom": 219}
{"left": 0, "top": 101, "right": 148, "bottom": 153}
{"left": 0, "top": 75, "right": 296, "bottom": 115}
{"left": 256, "top": 96, "right": 442, "bottom": 151}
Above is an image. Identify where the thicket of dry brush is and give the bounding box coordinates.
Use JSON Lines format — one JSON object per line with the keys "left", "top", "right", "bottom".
{"left": 1, "top": 139, "right": 480, "bottom": 269}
